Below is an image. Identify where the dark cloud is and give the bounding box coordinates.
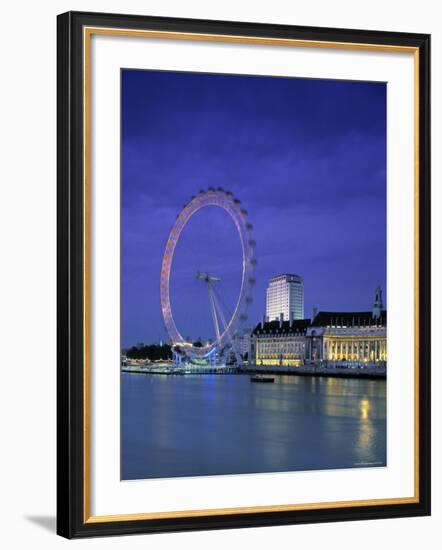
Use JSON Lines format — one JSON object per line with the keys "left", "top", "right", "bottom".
{"left": 122, "top": 69, "right": 386, "bottom": 346}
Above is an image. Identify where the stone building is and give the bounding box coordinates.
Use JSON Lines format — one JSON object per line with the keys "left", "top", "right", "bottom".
{"left": 250, "top": 286, "right": 386, "bottom": 368}
{"left": 250, "top": 315, "right": 311, "bottom": 366}
{"left": 306, "top": 310, "right": 387, "bottom": 365}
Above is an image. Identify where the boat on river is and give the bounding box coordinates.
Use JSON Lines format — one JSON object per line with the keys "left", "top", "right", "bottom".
{"left": 250, "top": 375, "right": 275, "bottom": 383}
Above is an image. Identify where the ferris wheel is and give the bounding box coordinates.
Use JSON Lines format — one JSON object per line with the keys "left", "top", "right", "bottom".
{"left": 160, "top": 188, "right": 256, "bottom": 362}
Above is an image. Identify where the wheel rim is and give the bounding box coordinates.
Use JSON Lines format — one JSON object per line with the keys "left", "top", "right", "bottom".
{"left": 160, "top": 189, "right": 255, "bottom": 358}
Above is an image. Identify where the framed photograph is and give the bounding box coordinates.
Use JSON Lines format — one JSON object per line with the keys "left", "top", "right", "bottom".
{"left": 57, "top": 11, "right": 431, "bottom": 538}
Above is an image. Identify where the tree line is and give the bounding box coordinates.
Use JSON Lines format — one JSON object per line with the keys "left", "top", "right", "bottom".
{"left": 125, "top": 344, "right": 172, "bottom": 361}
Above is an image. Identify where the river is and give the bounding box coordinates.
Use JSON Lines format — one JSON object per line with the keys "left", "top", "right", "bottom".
{"left": 121, "top": 373, "right": 386, "bottom": 480}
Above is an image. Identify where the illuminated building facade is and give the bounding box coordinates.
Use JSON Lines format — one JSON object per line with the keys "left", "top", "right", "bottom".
{"left": 251, "top": 286, "right": 387, "bottom": 367}
{"left": 306, "top": 310, "right": 387, "bottom": 364}
{"left": 250, "top": 318, "right": 311, "bottom": 366}
{"left": 266, "top": 274, "right": 304, "bottom": 321}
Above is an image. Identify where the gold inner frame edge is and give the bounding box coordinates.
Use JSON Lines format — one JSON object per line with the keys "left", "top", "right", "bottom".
{"left": 82, "top": 26, "right": 420, "bottom": 524}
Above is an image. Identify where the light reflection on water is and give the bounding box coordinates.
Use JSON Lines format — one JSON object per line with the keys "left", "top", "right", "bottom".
{"left": 121, "top": 373, "right": 386, "bottom": 480}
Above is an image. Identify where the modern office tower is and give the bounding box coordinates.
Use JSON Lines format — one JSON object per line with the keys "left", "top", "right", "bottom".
{"left": 266, "top": 274, "right": 304, "bottom": 321}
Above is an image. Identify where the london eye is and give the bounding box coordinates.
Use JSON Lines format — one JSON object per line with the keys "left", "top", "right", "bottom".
{"left": 160, "top": 188, "right": 256, "bottom": 365}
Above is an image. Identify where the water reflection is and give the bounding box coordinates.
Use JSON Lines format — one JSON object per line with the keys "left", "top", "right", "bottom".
{"left": 121, "top": 373, "right": 386, "bottom": 480}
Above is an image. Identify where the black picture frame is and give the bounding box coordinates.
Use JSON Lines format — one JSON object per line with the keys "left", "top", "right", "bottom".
{"left": 57, "top": 10, "right": 431, "bottom": 539}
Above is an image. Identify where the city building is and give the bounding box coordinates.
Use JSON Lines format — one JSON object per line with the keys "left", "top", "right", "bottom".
{"left": 266, "top": 274, "right": 304, "bottom": 321}
{"left": 234, "top": 326, "right": 254, "bottom": 359}
{"left": 251, "top": 286, "right": 386, "bottom": 368}
{"left": 306, "top": 309, "right": 387, "bottom": 365}
{"left": 251, "top": 316, "right": 311, "bottom": 366}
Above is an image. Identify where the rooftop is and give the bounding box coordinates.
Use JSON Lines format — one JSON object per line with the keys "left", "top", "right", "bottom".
{"left": 252, "top": 310, "right": 387, "bottom": 335}
{"left": 312, "top": 310, "right": 387, "bottom": 327}
{"left": 269, "top": 273, "right": 303, "bottom": 282}
{"left": 252, "top": 318, "right": 311, "bottom": 336}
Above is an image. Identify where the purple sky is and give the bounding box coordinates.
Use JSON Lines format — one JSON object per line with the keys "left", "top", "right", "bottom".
{"left": 122, "top": 69, "right": 386, "bottom": 347}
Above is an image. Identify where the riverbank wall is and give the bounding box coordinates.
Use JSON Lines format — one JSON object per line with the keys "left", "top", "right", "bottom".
{"left": 241, "top": 364, "right": 386, "bottom": 379}
{"left": 122, "top": 363, "right": 386, "bottom": 379}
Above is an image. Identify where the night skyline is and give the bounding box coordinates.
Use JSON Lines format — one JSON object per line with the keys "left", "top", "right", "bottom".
{"left": 122, "top": 69, "right": 386, "bottom": 347}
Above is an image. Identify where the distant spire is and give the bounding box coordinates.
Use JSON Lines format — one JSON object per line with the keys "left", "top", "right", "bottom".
{"left": 372, "top": 285, "right": 384, "bottom": 319}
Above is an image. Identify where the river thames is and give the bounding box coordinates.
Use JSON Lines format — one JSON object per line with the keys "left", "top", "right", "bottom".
{"left": 121, "top": 372, "right": 386, "bottom": 480}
